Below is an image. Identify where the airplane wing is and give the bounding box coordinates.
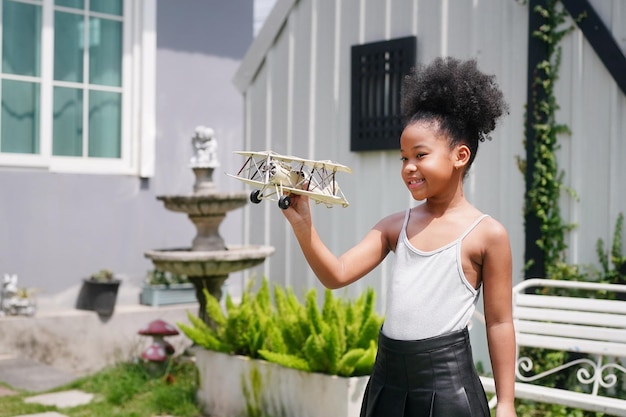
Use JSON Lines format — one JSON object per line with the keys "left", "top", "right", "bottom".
{"left": 233, "top": 150, "right": 277, "bottom": 158}
{"left": 269, "top": 154, "right": 352, "bottom": 174}
{"left": 225, "top": 173, "right": 266, "bottom": 189}
{"left": 234, "top": 150, "right": 352, "bottom": 174}
{"left": 282, "top": 186, "right": 350, "bottom": 207}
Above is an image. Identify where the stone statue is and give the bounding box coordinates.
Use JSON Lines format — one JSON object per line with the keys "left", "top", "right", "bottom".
{"left": 0, "top": 274, "right": 36, "bottom": 316}
{"left": 190, "top": 126, "right": 219, "bottom": 168}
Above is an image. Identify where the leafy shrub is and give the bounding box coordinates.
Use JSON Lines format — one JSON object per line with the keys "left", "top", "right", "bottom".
{"left": 178, "top": 278, "right": 383, "bottom": 377}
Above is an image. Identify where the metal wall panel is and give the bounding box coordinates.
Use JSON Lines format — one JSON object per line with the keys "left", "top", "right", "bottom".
{"left": 556, "top": 2, "right": 626, "bottom": 267}
{"left": 240, "top": 0, "right": 625, "bottom": 307}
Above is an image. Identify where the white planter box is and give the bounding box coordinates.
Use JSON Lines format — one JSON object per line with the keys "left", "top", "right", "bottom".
{"left": 195, "top": 349, "right": 369, "bottom": 417}
{"left": 139, "top": 283, "right": 196, "bottom": 307}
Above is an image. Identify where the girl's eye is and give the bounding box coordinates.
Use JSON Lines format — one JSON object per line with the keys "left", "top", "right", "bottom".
{"left": 400, "top": 157, "right": 408, "bottom": 161}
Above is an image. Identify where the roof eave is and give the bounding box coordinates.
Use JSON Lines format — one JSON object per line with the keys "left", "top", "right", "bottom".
{"left": 233, "top": 0, "right": 299, "bottom": 94}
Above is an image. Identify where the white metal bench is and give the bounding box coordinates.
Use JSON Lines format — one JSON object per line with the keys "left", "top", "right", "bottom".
{"left": 479, "top": 278, "right": 626, "bottom": 416}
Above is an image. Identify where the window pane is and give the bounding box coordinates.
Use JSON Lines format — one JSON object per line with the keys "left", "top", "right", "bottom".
{"left": 54, "top": 11, "right": 84, "bottom": 82}
{"left": 91, "top": 0, "right": 122, "bottom": 16}
{"left": 89, "top": 18, "right": 122, "bottom": 86}
{"left": 88, "top": 90, "right": 120, "bottom": 158}
{"left": 1, "top": 80, "right": 40, "bottom": 154}
{"left": 55, "top": 0, "right": 84, "bottom": 9}
{"left": 53, "top": 87, "right": 83, "bottom": 156}
{"left": 2, "top": 1, "right": 41, "bottom": 76}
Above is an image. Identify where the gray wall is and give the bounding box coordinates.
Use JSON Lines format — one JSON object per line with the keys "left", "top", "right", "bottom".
{"left": 0, "top": 0, "right": 254, "bottom": 297}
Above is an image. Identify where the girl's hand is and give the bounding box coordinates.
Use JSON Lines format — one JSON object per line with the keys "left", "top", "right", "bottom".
{"left": 281, "top": 192, "right": 312, "bottom": 228}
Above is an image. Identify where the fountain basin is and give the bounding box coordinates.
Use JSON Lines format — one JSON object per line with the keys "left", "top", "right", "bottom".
{"left": 157, "top": 193, "right": 248, "bottom": 216}
{"left": 144, "top": 245, "right": 275, "bottom": 277}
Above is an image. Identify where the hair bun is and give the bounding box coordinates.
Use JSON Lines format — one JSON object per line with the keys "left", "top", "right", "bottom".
{"left": 402, "top": 57, "right": 508, "bottom": 142}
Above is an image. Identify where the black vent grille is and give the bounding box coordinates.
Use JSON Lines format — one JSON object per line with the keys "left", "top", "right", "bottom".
{"left": 351, "top": 36, "right": 416, "bottom": 151}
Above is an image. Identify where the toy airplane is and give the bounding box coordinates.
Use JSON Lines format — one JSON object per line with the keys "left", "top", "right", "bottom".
{"left": 227, "top": 150, "right": 351, "bottom": 209}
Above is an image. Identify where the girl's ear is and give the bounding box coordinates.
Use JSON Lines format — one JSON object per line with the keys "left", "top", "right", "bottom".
{"left": 454, "top": 144, "right": 471, "bottom": 169}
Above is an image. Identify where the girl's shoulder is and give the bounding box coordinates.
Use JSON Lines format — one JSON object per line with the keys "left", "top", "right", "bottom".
{"left": 374, "top": 210, "right": 409, "bottom": 252}
{"left": 441, "top": 203, "right": 506, "bottom": 238}
{"left": 376, "top": 209, "right": 408, "bottom": 230}
{"left": 462, "top": 212, "right": 510, "bottom": 254}
{"left": 475, "top": 215, "right": 510, "bottom": 244}
{"left": 456, "top": 211, "right": 510, "bottom": 270}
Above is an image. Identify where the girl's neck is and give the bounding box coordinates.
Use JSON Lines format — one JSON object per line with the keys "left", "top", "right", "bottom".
{"left": 421, "top": 183, "right": 468, "bottom": 217}
{"left": 422, "top": 199, "right": 469, "bottom": 218}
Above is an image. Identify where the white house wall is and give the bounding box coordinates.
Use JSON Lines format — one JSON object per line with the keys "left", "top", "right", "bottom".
{"left": 236, "top": 0, "right": 625, "bottom": 308}
{"left": 556, "top": 0, "right": 626, "bottom": 268}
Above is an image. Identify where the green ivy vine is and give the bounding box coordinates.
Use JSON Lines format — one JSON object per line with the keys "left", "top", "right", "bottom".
{"left": 521, "top": 0, "right": 577, "bottom": 276}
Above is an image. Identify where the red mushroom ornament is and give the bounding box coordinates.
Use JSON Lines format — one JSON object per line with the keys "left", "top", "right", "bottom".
{"left": 138, "top": 319, "right": 179, "bottom": 356}
{"left": 141, "top": 341, "right": 169, "bottom": 375}
{"left": 141, "top": 342, "right": 168, "bottom": 362}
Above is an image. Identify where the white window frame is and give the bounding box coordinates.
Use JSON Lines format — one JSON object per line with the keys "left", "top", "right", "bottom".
{"left": 0, "top": 0, "right": 156, "bottom": 177}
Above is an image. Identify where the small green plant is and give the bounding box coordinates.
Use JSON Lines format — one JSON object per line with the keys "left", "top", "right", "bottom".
{"left": 88, "top": 268, "right": 116, "bottom": 282}
{"left": 594, "top": 212, "right": 626, "bottom": 285}
{"left": 178, "top": 278, "right": 383, "bottom": 377}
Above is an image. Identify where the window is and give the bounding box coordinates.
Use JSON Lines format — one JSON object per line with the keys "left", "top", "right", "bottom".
{"left": 351, "top": 36, "right": 416, "bottom": 152}
{"left": 0, "top": 0, "right": 156, "bottom": 176}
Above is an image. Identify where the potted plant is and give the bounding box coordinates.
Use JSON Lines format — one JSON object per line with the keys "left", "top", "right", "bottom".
{"left": 75, "top": 268, "right": 122, "bottom": 317}
{"left": 178, "top": 278, "right": 382, "bottom": 417}
{"left": 139, "top": 269, "right": 196, "bottom": 307}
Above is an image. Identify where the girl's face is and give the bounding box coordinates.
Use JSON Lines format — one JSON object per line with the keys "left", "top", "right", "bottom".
{"left": 399, "top": 121, "right": 465, "bottom": 201}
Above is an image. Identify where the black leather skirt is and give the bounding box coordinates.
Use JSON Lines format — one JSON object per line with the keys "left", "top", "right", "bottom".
{"left": 360, "top": 327, "right": 490, "bottom": 417}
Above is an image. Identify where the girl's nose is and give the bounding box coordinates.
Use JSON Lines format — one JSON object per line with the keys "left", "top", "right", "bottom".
{"left": 404, "top": 162, "right": 417, "bottom": 172}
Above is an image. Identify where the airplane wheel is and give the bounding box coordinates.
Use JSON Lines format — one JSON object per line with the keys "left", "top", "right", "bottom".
{"left": 250, "top": 190, "right": 262, "bottom": 204}
{"left": 278, "top": 195, "right": 291, "bottom": 210}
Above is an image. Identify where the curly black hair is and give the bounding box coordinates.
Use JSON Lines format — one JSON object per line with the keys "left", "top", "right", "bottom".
{"left": 401, "top": 57, "right": 508, "bottom": 172}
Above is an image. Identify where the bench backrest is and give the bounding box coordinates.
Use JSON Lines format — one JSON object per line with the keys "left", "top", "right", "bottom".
{"left": 513, "top": 279, "right": 626, "bottom": 358}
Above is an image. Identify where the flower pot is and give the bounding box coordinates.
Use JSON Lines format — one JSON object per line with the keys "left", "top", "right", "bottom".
{"left": 75, "top": 278, "right": 121, "bottom": 316}
{"left": 194, "top": 348, "right": 368, "bottom": 417}
{"left": 139, "top": 283, "right": 197, "bottom": 306}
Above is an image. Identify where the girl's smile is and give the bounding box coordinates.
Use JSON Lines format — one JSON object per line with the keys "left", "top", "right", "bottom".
{"left": 406, "top": 177, "right": 425, "bottom": 190}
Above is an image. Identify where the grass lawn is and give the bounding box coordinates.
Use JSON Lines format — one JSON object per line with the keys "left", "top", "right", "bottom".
{"left": 0, "top": 357, "right": 203, "bottom": 417}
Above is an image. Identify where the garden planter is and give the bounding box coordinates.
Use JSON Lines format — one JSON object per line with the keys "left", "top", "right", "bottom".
{"left": 195, "top": 348, "right": 368, "bottom": 417}
{"left": 75, "top": 278, "right": 121, "bottom": 316}
{"left": 139, "top": 283, "right": 196, "bottom": 306}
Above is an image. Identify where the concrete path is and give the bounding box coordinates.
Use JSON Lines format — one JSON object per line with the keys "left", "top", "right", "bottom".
{"left": 0, "top": 356, "right": 77, "bottom": 393}
{"left": 0, "top": 355, "right": 90, "bottom": 417}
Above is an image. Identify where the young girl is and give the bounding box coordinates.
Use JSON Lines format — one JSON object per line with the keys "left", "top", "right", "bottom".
{"left": 282, "top": 57, "right": 516, "bottom": 417}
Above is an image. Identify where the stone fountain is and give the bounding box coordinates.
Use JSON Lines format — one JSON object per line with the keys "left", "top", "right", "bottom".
{"left": 145, "top": 126, "right": 274, "bottom": 324}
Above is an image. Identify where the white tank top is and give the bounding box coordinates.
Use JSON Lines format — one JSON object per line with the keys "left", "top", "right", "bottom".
{"left": 382, "top": 209, "right": 489, "bottom": 340}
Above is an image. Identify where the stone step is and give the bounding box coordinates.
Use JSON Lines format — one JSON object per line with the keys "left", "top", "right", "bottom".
{"left": 0, "top": 356, "right": 77, "bottom": 393}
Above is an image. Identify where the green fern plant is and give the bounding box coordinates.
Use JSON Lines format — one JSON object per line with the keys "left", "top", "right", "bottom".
{"left": 178, "top": 278, "right": 383, "bottom": 377}
{"left": 595, "top": 212, "right": 626, "bottom": 285}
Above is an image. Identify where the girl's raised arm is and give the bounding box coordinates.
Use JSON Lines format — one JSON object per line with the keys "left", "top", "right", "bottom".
{"left": 282, "top": 194, "right": 394, "bottom": 289}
